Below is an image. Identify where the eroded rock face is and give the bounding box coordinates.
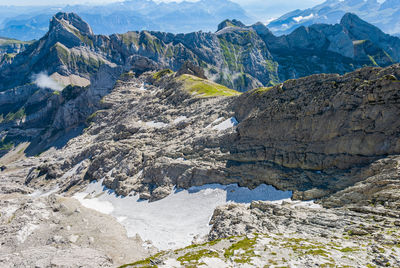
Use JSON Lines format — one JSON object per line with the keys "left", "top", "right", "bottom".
{"left": 176, "top": 61, "right": 207, "bottom": 79}
{"left": 228, "top": 64, "right": 400, "bottom": 199}
{"left": 209, "top": 200, "right": 400, "bottom": 240}
{"left": 321, "top": 155, "right": 400, "bottom": 209}
{"left": 25, "top": 72, "right": 238, "bottom": 201}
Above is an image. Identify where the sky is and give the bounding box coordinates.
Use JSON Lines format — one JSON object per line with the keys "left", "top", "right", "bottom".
{"left": 0, "top": 0, "right": 325, "bottom": 19}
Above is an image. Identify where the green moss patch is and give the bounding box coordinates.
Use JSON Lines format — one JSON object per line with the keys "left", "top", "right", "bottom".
{"left": 224, "top": 236, "right": 257, "bottom": 258}
{"left": 177, "top": 249, "right": 219, "bottom": 264}
{"left": 153, "top": 69, "right": 174, "bottom": 80}
{"left": 4, "top": 108, "right": 25, "bottom": 122}
{"left": 118, "top": 251, "right": 166, "bottom": 268}
{"left": 252, "top": 86, "right": 274, "bottom": 94}
{"left": 177, "top": 74, "right": 240, "bottom": 98}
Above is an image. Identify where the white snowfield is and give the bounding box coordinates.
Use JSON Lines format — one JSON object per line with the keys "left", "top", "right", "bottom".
{"left": 74, "top": 181, "right": 292, "bottom": 250}
{"left": 206, "top": 117, "right": 239, "bottom": 131}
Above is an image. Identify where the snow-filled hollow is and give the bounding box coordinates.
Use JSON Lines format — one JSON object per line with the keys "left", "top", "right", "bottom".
{"left": 73, "top": 180, "right": 292, "bottom": 250}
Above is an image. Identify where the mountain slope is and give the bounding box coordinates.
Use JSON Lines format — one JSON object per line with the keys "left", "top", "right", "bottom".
{"left": 1, "top": 12, "right": 400, "bottom": 159}
{"left": 260, "top": 13, "right": 399, "bottom": 81}
{"left": 22, "top": 64, "right": 400, "bottom": 205}
{"left": 268, "top": 0, "right": 400, "bottom": 36}
{"left": 2, "top": 12, "right": 400, "bottom": 92}
{"left": 0, "top": 37, "right": 31, "bottom": 66}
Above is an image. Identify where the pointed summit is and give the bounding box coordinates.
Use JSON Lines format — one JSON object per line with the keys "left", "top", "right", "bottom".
{"left": 340, "top": 13, "right": 400, "bottom": 62}
{"left": 217, "top": 19, "right": 246, "bottom": 32}
{"left": 47, "top": 12, "right": 94, "bottom": 48}
{"left": 50, "top": 12, "right": 93, "bottom": 36}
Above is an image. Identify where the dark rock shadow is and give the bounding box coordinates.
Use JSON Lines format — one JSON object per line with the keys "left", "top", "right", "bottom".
{"left": 187, "top": 183, "right": 292, "bottom": 204}
{"left": 25, "top": 125, "right": 85, "bottom": 157}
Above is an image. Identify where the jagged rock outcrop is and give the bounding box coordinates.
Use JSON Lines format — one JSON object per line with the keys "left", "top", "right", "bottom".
{"left": 0, "top": 0, "right": 250, "bottom": 41}
{"left": 2, "top": 11, "right": 399, "bottom": 94}
{"left": 0, "top": 38, "right": 31, "bottom": 67}
{"left": 260, "top": 13, "right": 399, "bottom": 81}
{"left": 175, "top": 61, "right": 207, "bottom": 79}
{"left": 341, "top": 13, "right": 400, "bottom": 62}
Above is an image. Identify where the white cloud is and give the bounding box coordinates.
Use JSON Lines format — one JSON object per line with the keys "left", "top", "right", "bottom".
{"left": 32, "top": 72, "right": 64, "bottom": 91}
{"left": 293, "top": 13, "right": 315, "bottom": 22}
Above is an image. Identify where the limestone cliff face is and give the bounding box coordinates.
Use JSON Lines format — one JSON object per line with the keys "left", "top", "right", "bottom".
{"left": 229, "top": 64, "right": 400, "bottom": 199}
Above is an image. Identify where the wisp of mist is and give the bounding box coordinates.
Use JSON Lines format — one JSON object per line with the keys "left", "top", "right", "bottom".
{"left": 32, "top": 72, "right": 63, "bottom": 91}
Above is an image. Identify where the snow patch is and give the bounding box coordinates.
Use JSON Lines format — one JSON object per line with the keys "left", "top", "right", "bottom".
{"left": 139, "top": 83, "right": 147, "bottom": 91}
{"left": 173, "top": 116, "right": 188, "bottom": 124}
{"left": 29, "top": 186, "right": 60, "bottom": 198}
{"left": 17, "top": 223, "right": 39, "bottom": 243}
{"left": 292, "top": 200, "right": 322, "bottom": 209}
{"left": 73, "top": 180, "right": 292, "bottom": 250}
{"left": 212, "top": 117, "right": 238, "bottom": 131}
{"left": 145, "top": 121, "right": 169, "bottom": 129}
{"left": 206, "top": 117, "right": 224, "bottom": 128}
{"left": 73, "top": 192, "right": 115, "bottom": 214}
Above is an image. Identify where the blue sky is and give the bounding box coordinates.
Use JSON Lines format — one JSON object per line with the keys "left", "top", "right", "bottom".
{"left": 0, "top": 0, "right": 325, "bottom": 19}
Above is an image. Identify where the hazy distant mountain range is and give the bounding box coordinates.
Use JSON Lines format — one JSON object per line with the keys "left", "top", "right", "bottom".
{"left": 0, "top": 0, "right": 250, "bottom": 41}
{"left": 268, "top": 0, "right": 400, "bottom": 37}
{"left": 2, "top": 0, "right": 400, "bottom": 41}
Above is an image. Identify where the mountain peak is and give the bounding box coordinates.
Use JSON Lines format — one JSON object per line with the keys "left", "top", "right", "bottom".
{"left": 217, "top": 19, "right": 246, "bottom": 31}
{"left": 340, "top": 12, "right": 363, "bottom": 25}
{"left": 340, "top": 12, "right": 383, "bottom": 38}
{"left": 50, "top": 12, "right": 93, "bottom": 37}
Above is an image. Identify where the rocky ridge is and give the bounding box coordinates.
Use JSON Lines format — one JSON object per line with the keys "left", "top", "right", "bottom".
{"left": 1, "top": 12, "right": 400, "bottom": 160}
{"left": 0, "top": 0, "right": 250, "bottom": 41}
{"left": 229, "top": 64, "right": 400, "bottom": 202}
